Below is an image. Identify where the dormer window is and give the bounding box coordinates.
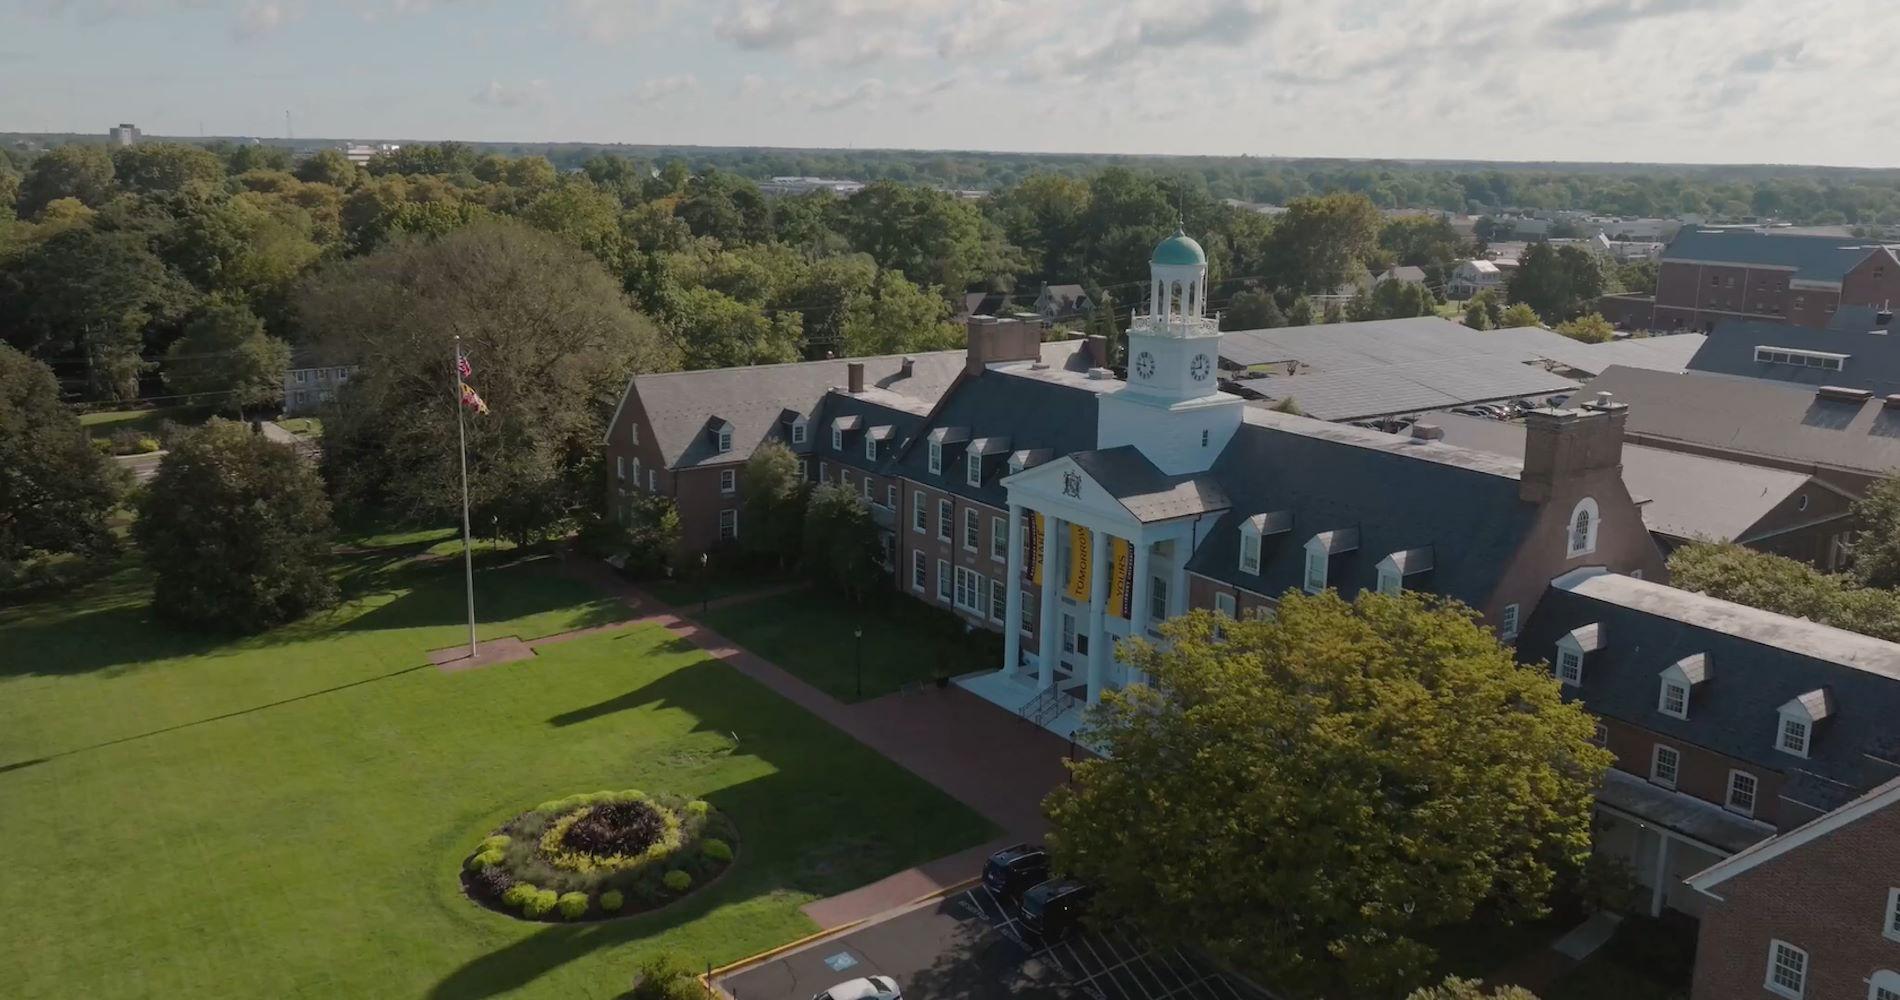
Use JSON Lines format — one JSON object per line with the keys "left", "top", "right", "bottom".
{"left": 1777, "top": 689, "right": 1832, "bottom": 758}
{"left": 1553, "top": 624, "right": 1601, "bottom": 687}
{"left": 790, "top": 418, "right": 807, "bottom": 445}
{"left": 1303, "top": 550, "right": 1327, "bottom": 593}
{"left": 865, "top": 437, "right": 878, "bottom": 461}
{"left": 832, "top": 427, "right": 844, "bottom": 450}
{"left": 1008, "top": 453, "right": 1026, "bottom": 476}
{"left": 1657, "top": 653, "right": 1706, "bottom": 721}
{"left": 1375, "top": 547, "right": 1433, "bottom": 596}
{"left": 928, "top": 441, "right": 942, "bottom": 475}
{"left": 1238, "top": 512, "right": 1287, "bottom": 576}
{"left": 1567, "top": 497, "right": 1599, "bottom": 557}
{"left": 967, "top": 451, "right": 982, "bottom": 487}
{"left": 712, "top": 420, "right": 733, "bottom": 453}
{"left": 1239, "top": 532, "right": 1261, "bottom": 574}
{"left": 1301, "top": 528, "right": 1357, "bottom": 595}
{"left": 1557, "top": 648, "right": 1582, "bottom": 685}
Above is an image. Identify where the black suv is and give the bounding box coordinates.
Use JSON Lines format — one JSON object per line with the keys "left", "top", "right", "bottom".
{"left": 982, "top": 844, "right": 1050, "bottom": 900}
{"left": 1019, "top": 877, "right": 1093, "bottom": 938}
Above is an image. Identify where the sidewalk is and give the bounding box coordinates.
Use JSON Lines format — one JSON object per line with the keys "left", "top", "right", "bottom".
{"left": 567, "top": 559, "right": 1078, "bottom": 926}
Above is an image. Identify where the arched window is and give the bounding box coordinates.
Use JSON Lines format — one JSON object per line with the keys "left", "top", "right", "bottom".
{"left": 1567, "top": 497, "right": 1600, "bottom": 557}
{"left": 1868, "top": 969, "right": 1900, "bottom": 1000}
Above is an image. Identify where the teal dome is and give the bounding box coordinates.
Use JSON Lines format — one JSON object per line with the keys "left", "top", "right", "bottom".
{"left": 1152, "top": 227, "right": 1206, "bottom": 266}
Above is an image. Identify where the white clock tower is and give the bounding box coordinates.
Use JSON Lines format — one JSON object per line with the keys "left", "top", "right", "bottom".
{"left": 1097, "top": 226, "right": 1243, "bottom": 474}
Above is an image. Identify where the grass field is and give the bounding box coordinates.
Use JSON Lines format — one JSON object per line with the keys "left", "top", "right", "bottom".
{"left": 699, "top": 588, "right": 998, "bottom": 701}
{"left": 77, "top": 405, "right": 208, "bottom": 438}
{"left": 0, "top": 546, "right": 994, "bottom": 1000}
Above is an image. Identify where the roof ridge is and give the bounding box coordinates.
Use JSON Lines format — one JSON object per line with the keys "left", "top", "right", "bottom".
{"left": 1240, "top": 408, "right": 1524, "bottom": 482}
{"left": 632, "top": 348, "right": 966, "bottom": 382}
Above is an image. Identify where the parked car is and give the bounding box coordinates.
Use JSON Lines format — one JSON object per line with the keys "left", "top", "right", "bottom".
{"left": 814, "top": 976, "right": 901, "bottom": 1000}
{"left": 1547, "top": 393, "right": 1570, "bottom": 408}
{"left": 983, "top": 844, "right": 1051, "bottom": 901}
{"left": 1019, "top": 878, "right": 1095, "bottom": 938}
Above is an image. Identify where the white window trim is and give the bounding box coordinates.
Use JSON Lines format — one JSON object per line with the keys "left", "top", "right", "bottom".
{"left": 648, "top": 469, "right": 656, "bottom": 492}
{"left": 719, "top": 469, "right": 736, "bottom": 495}
{"left": 928, "top": 440, "right": 942, "bottom": 475}
{"left": 1214, "top": 592, "right": 1237, "bottom": 618}
{"left": 938, "top": 499, "right": 953, "bottom": 543}
{"left": 1778, "top": 711, "right": 1812, "bottom": 758}
{"left": 865, "top": 437, "right": 877, "bottom": 461}
{"left": 1020, "top": 589, "right": 1035, "bottom": 637}
{"left": 936, "top": 558, "right": 951, "bottom": 602}
{"left": 831, "top": 427, "right": 843, "bottom": 450}
{"left": 1302, "top": 549, "right": 1327, "bottom": 594}
{"left": 1765, "top": 939, "right": 1806, "bottom": 999}
{"left": 966, "top": 451, "right": 983, "bottom": 487}
{"left": 819, "top": 461, "right": 828, "bottom": 482}
{"left": 790, "top": 419, "right": 806, "bottom": 445}
{"left": 1650, "top": 744, "right": 1680, "bottom": 790}
{"left": 991, "top": 516, "right": 1007, "bottom": 562}
{"left": 1659, "top": 680, "right": 1689, "bottom": 720}
{"left": 861, "top": 476, "right": 873, "bottom": 502}
{"left": 717, "top": 427, "right": 732, "bottom": 453}
{"left": 1376, "top": 567, "right": 1401, "bottom": 596}
{"left": 1238, "top": 529, "right": 1261, "bottom": 575}
{"left": 913, "top": 490, "right": 927, "bottom": 533}
{"left": 988, "top": 576, "right": 1006, "bottom": 625}
{"left": 1886, "top": 888, "right": 1900, "bottom": 943}
{"left": 1555, "top": 642, "right": 1584, "bottom": 687}
{"left": 1725, "top": 769, "right": 1757, "bottom": 817}
{"left": 1500, "top": 603, "right": 1520, "bottom": 640}
{"left": 718, "top": 508, "right": 739, "bottom": 542}
{"left": 1150, "top": 575, "right": 1169, "bottom": 624}
{"left": 629, "top": 423, "right": 639, "bottom": 445}
{"left": 953, "top": 565, "right": 983, "bottom": 614}
{"left": 962, "top": 508, "right": 980, "bottom": 552}
{"left": 1567, "top": 496, "right": 1600, "bottom": 558}
{"left": 1870, "top": 969, "right": 1900, "bottom": 1000}
{"left": 911, "top": 550, "right": 927, "bottom": 592}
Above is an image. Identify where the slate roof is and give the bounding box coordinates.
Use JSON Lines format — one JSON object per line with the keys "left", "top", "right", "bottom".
{"left": 1218, "top": 317, "right": 1584, "bottom": 372}
{"left": 1661, "top": 228, "right": 1895, "bottom": 284}
{"left": 1068, "top": 447, "right": 1232, "bottom": 523}
{"left": 1580, "top": 365, "right": 1900, "bottom": 482}
{"left": 1517, "top": 570, "right": 1900, "bottom": 810}
{"left": 1688, "top": 316, "right": 1900, "bottom": 396}
{"left": 810, "top": 386, "right": 935, "bottom": 479}
{"left": 894, "top": 362, "right": 1110, "bottom": 509}
{"left": 1233, "top": 355, "right": 1579, "bottom": 421}
{"left": 1597, "top": 769, "right": 1773, "bottom": 853}
{"left": 1185, "top": 408, "right": 1537, "bottom": 607}
{"left": 1422, "top": 412, "right": 1826, "bottom": 544}
{"left": 616, "top": 342, "right": 1087, "bottom": 470}
{"left": 1534, "top": 333, "right": 1706, "bottom": 377}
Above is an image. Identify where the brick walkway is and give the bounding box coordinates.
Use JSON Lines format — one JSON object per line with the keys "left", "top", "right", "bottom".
{"left": 566, "top": 559, "right": 1078, "bottom": 926}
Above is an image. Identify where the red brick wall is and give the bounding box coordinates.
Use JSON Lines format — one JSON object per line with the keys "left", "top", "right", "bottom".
{"left": 1656, "top": 261, "right": 1805, "bottom": 330}
{"left": 1841, "top": 249, "right": 1900, "bottom": 312}
{"left": 1594, "top": 716, "right": 1786, "bottom": 829}
{"left": 1690, "top": 802, "right": 1900, "bottom": 1000}
{"left": 672, "top": 465, "right": 742, "bottom": 552}
{"left": 1186, "top": 572, "right": 1273, "bottom": 618}
{"left": 1784, "top": 287, "right": 1843, "bottom": 330}
{"left": 1485, "top": 462, "right": 1668, "bottom": 635}
{"left": 899, "top": 479, "right": 1019, "bottom": 637}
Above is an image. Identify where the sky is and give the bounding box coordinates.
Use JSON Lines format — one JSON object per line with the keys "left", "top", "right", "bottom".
{"left": 4, "top": 0, "right": 1898, "bottom": 167}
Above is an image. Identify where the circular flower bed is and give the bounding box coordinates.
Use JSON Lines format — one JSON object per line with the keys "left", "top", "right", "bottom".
{"left": 460, "top": 790, "right": 737, "bottom": 922}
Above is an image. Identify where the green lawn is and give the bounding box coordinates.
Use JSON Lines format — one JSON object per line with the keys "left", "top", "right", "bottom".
{"left": 0, "top": 548, "right": 994, "bottom": 999}
{"left": 699, "top": 589, "right": 999, "bottom": 702}
{"left": 644, "top": 570, "right": 794, "bottom": 608}
{"left": 77, "top": 405, "right": 208, "bottom": 438}
{"left": 277, "top": 416, "right": 323, "bottom": 437}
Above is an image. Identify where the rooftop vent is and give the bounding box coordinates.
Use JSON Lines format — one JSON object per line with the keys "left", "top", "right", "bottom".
{"left": 1409, "top": 423, "right": 1445, "bottom": 441}
{"left": 1886, "top": 394, "right": 1900, "bottom": 410}
{"left": 1817, "top": 385, "right": 1874, "bottom": 403}
{"left": 1086, "top": 367, "right": 1115, "bottom": 380}
{"left": 1877, "top": 306, "right": 1894, "bottom": 328}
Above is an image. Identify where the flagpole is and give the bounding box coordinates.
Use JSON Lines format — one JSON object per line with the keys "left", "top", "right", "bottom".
{"left": 454, "top": 334, "right": 477, "bottom": 659}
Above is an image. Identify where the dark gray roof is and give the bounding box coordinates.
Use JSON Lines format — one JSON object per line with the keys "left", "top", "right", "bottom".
{"left": 1688, "top": 317, "right": 1900, "bottom": 396}
{"left": 1234, "top": 355, "right": 1578, "bottom": 421}
{"left": 810, "top": 388, "right": 933, "bottom": 478}
{"left": 1423, "top": 412, "right": 1825, "bottom": 543}
{"left": 1186, "top": 408, "right": 1538, "bottom": 607}
{"left": 1535, "top": 333, "right": 1706, "bottom": 377}
{"left": 617, "top": 342, "right": 1086, "bottom": 470}
{"left": 1582, "top": 366, "right": 1900, "bottom": 482}
{"left": 1069, "top": 447, "right": 1231, "bottom": 523}
{"left": 1597, "top": 769, "right": 1772, "bottom": 853}
{"left": 1517, "top": 570, "right": 1900, "bottom": 809}
{"left": 1219, "top": 316, "right": 1584, "bottom": 372}
{"left": 895, "top": 363, "right": 1105, "bottom": 508}
{"left": 1661, "top": 228, "right": 1895, "bottom": 283}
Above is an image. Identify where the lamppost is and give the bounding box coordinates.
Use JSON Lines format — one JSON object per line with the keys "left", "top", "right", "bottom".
{"left": 700, "top": 552, "right": 710, "bottom": 615}
{"left": 853, "top": 626, "right": 864, "bottom": 700}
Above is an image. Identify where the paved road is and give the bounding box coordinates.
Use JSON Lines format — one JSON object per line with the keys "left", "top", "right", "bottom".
{"left": 719, "top": 884, "right": 1258, "bottom": 1000}
{"left": 113, "top": 451, "right": 164, "bottom": 483}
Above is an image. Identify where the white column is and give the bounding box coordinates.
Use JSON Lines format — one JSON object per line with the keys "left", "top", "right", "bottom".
{"left": 1003, "top": 504, "right": 1025, "bottom": 678}
{"left": 1127, "top": 539, "right": 1152, "bottom": 689}
{"left": 1171, "top": 537, "right": 1189, "bottom": 617}
{"left": 1086, "top": 527, "right": 1110, "bottom": 705}
{"left": 1649, "top": 831, "right": 1672, "bottom": 917}
{"left": 1037, "top": 515, "right": 1062, "bottom": 690}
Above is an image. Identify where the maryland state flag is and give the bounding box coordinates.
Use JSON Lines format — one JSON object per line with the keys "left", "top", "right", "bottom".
{"left": 458, "top": 380, "right": 489, "bottom": 415}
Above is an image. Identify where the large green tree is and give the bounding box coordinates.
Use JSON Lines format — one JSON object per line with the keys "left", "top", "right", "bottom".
{"left": 839, "top": 181, "right": 991, "bottom": 293}
{"left": 671, "top": 286, "right": 801, "bottom": 370}
{"left": 110, "top": 143, "right": 226, "bottom": 196}
{"left": 1848, "top": 475, "right": 1900, "bottom": 589}
{"left": 840, "top": 269, "right": 961, "bottom": 356}
{"left": 162, "top": 298, "right": 291, "bottom": 412}
{"left": 134, "top": 419, "right": 337, "bottom": 631}
{"left": 1669, "top": 541, "right": 1900, "bottom": 641}
{"left": 739, "top": 441, "right": 807, "bottom": 568}
{"left": 14, "top": 144, "right": 116, "bottom": 218}
{"left": 1507, "top": 244, "right": 1606, "bottom": 322}
{"left": 801, "top": 482, "right": 886, "bottom": 602}
{"left": 302, "top": 219, "right": 674, "bottom": 541}
{"left": 1264, "top": 193, "right": 1383, "bottom": 296}
{"left": 0, "top": 345, "right": 124, "bottom": 593}
{"left": 1045, "top": 592, "right": 1608, "bottom": 998}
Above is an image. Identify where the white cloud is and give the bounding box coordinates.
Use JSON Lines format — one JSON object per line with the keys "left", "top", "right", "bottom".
{"left": 471, "top": 79, "right": 552, "bottom": 108}
{"left": 628, "top": 74, "right": 699, "bottom": 105}
{"left": 232, "top": 0, "right": 293, "bottom": 37}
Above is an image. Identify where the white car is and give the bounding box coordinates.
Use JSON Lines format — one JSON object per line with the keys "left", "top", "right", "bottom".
{"left": 814, "top": 976, "right": 901, "bottom": 1000}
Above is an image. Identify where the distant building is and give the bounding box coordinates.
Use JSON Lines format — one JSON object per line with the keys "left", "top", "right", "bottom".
{"left": 1654, "top": 227, "right": 1900, "bottom": 332}
{"left": 283, "top": 351, "right": 354, "bottom": 415}
{"left": 1373, "top": 265, "right": 1428, "bottom": 287}
{"left": 758, "top": 176, "right": 865, "bottom": 197}
{"left": 1033, "top": 284, "right": 1092, "bottom": 321}
{"left": 1686, "top": 308, "right": 1900, "bottom": 396}
{"left": 1448, "top": 259, "right": 1509, "bottom": 299}
{"left": 342, "top": 143, "right": 401, "bottom": 166}
{"left": 108, "top": 123, "right": 141, "bottom": 147}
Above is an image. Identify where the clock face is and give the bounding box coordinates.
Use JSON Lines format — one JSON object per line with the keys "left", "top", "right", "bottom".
{"left": 1190, "top": 354, "right": 1212, "bottom": 382}
{"left": 1134, "top": 351, "right": 1155, "bottom": 379}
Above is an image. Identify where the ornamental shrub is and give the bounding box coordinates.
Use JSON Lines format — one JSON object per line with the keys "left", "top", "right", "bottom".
{"left": 503, "top": 882, "right": 540, "bottom": 910}
{"left": 662, "top": 870, "right": 691, "bottom": 892}
{"left": 557, "top": 892, "right": 589, "bottom": 920}
{"left": 599, "top": 890, "right": 625, "bottom": 912}
{"left": 684, "top": 800, "right": 710, "bottom": 817}
{"left": 465, "top": 847, "right": 505, "bottom": 870}
{"left": 481, "top": 834, "right": 512, "bottom": 852}
{"left": 469, "top": 865, "right": 515, "bottom": 900}
{"left": 523, "top": 888, "right": 559, "bottom": 918}
{"left": 701, "top": 838, "right": 733, "bottom": 863}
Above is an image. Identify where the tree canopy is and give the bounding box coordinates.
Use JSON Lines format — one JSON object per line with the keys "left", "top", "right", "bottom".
{"left": 1044, "top": 591, "right": 1607, "bottom": 998}
{"left": 0, "top": 345, "right": 123, "bottom": 593}
{"left": 1668, "top": 541, "right": 1900, "bottom": 642}
{"left": 1848, "top": 475, "right": 1900, "bottom": 590}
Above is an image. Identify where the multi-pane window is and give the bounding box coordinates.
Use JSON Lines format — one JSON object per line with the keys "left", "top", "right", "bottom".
{"left": 1765, "top": 940, "right": 1806, "bottom": 998}
{"left": 967, "top": 452, "right": 983, "bottom": 487}
{"left": 989, "top": 577, "right": 1006, "bottom": 623}
{"left": 720, "top": 469, "right": 736, "bottom": 494}
{"left": 717, "top": 428, "right": 732, "bottom": 452}
{"left": 991, "top": 517, "right": 1007, "bottom": 561}
{"left": 648, "top": 469, "right": 657, "bottom": 492}
{"left": 886, "top": 484, "right": 896, "bottom": 508}
{"left": 831, "top": 427, "right": 843, "bottom": 450}
{"left": 1020, "top": 590, "right": 1035, "bottom": 637}
{"left": 865, "top": 437, "right": 877, "bottom": 461}
{"left": 1651, "top": 744, "right": 1680, "bottom": 789}
{"left": 1303, "top": 550, "right": 1326, "bottom": 593}
{"left": 913, "top": 491, "right": 927, "bottom": 533}
{"left": 928, "top": 441, "right": 942, "bottom": 475}
{"left": 912, "top": 551, "right": 927, "bottom": 591}
{"left": 1150, "top": 575, "right": 1168, "bottom": 623}
{"left": 937, "top": 559, "right": 951, "bottom": 602}
{"left": 953, "top": 566, "right": 982, "bottom": 613}
{"left": 1239, "top": 532, "right": 1261, "bottom": 574}
{"left": 1780, "top": 717, "right": 1811, "bottom": 756}
{"left": 718, "top": 509, "right": 738, "bottom": 542}
{"left": 862, "top": 476, "right": 874, "bottom": 502}
{"left": 1887, "top": 887, "right": 1900, "bottom": 941}
{"left": 629, "top": 423, "right": 639, "bottom": 445}
{"left": 790, "top": 421, "right": 806, "bottom": 444}
{"left": 938, "top": 500, "right": 953, "bottom": 541}
{"left": 1500, "top": 603, "right": 1520, "bottom": 639}
{"left": 616, "top": 456, "right": 626, "bottom": 481}
{"left": 1660, "top": 681, "right": 1688, "bottom": 719}
{"left": 963, "top": 509, "right": 980, "bottom": 551}
{"left": 1557, "top": 649, "right": 1583, "bottom": 685}
{"left": 1592, "top": 721, "right": 1608, "bottom": 746}
{"left": 1726, "top": 770, "right": 1757, "bottom": 816}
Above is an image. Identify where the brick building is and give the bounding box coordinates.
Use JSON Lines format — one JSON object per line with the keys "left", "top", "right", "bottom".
{"left": 1683, "top": 777, "right": 1900, "bottom": 1000}
{"left": 1652, "top": 228, "right": 1900, "bottom": 333}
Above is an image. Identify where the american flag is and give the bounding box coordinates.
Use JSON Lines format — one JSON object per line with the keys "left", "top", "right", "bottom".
{"left": 456, "top": 352, "right": 473, "bottom": 379}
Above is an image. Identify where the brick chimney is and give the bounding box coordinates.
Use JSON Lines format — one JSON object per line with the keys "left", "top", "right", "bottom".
{"left": 1519, "top": 392, "right": 1629, "bottom": 503}
{"left": 846, "top": 361, "right": 865, "bottom": 394}
{"left": 964, "top": 316, "right": 1042, "bottom": 375}
{"left": 1085, "top": 334, "right": 1110, "bottom": 368}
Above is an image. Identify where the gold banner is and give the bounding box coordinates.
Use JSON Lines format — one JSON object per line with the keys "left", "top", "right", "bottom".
{"left": 1028, "top": 513, "right": 1045, "bottom": 586}
{"left": 1106, "top": 537, "right": 1133, "bottom": 619}
{"left": 1065, "top": 523, "right": 1092, "bottom": 602}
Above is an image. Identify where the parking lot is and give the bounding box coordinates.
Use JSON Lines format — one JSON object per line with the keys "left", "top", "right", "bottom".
{"left": 717, "top": 881, "right": 1261, "bottom": 1000}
